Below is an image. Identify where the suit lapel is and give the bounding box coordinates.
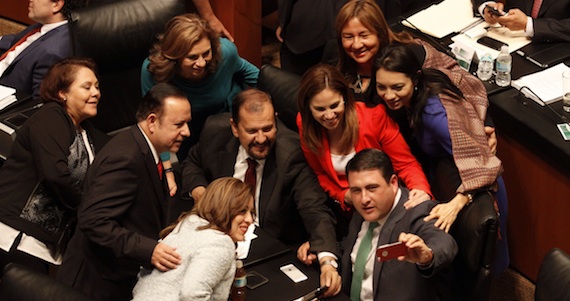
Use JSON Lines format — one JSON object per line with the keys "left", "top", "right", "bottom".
{"left": 258, "top": 149, "right": 277, "bottom": 225}
{"left": 131, "top": 127, "right": 167, "bottom": 208}
{"left": 10, "top": 25, "right": 63, "bottom": 67}
{"left": 372, "top": 189, "right": 409, "bottom": 298}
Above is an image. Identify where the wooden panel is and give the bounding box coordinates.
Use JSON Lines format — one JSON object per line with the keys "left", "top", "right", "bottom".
{"left": 0, "top": 0, "right": 32, "bottom": 25}
{"left": 497, "top": 132, "right": 570, "bottom": 281}
{"left": 210, "top": 0, "right": 261, "bottom": 67}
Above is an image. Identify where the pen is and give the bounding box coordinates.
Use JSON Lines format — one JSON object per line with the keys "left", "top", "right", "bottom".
{"left": 526, "top": 56, "right": 546, "bottom": 68}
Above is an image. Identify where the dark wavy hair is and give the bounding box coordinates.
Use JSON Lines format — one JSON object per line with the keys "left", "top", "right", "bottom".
{"left": 374, "top": 44, "right": 464, "bottom": 132}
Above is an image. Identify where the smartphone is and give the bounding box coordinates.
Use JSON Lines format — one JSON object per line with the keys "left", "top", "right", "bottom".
{"left": 376, "top": 241, "right": 408, "bottom": 262}
{"left": 300, "top": 286, "right": 329, "bottom": 301}
{"left": 485, "top": 5, "right": 506, "bottom": 16}
{"left": 477, "top": 36, "right": 507, "bottom": 51}
{"left": 246, "top": 271, "right": 269, "bottom": 290}
{"left": 280, "top": 263, "right": 308, "bottom": 283}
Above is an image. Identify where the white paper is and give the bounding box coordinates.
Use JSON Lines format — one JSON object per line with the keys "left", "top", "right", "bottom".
{"left": 511, "top": 63, "right": 570, "bottom": 105}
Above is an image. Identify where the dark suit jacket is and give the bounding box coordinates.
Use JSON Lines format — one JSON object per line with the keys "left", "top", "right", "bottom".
{"left": 473, "top": 0, "right": 570, "bottom": 42}
{"left": 341, "top": 188, "right": 458, "bottom": 300}
{"left": 0, "top": 23, "right": 72, "bottom": 100}
{"left": 57, "top": 126, "right": 168, "bottom": 301}
{"left": 182, "top": 113, "right": 337, "bottom": 254}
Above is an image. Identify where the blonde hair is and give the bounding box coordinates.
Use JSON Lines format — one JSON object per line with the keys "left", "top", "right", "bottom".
{"left": 148, "top": 13, "right": 221, "bottom": 83}
{"left": 297, "top": 64, "right": 359, "bottom": 154}
{"left": 160, "top": 177, "right": 253, "bottom": 238}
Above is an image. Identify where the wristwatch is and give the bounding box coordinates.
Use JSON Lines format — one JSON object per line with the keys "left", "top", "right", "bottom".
{"left": 321, "top": 259, "right": 338, "bottom": 269}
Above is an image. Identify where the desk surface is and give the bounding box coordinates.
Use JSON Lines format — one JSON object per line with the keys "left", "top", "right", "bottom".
{"left": 244, "top": 227, "right": 349, "bottom": 301}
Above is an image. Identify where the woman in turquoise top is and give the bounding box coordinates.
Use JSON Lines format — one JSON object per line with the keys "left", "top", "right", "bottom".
{"left": 141, "top": 13, "right": 258, "bottom": 195}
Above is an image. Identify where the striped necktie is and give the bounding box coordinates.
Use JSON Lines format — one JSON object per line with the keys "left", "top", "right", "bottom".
{"left": 531, "top": 0, "right": 543, "bottom": 18}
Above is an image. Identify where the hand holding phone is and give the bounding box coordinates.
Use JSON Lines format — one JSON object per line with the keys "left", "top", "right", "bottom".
{"left": 376, "top": 241, "right": 408, "bottom": 262}
{"left": 485, "top": 5, "right": 506, "bottom": 16}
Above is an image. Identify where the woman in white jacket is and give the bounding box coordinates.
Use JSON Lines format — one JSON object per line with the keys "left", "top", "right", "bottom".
{"left": 132, "top": 177, "right": 254, "bottom": 301}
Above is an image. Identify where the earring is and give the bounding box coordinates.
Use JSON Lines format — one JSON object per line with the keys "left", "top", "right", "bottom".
{"left": 414, "top": 86, "right": 418, "bottom": 91}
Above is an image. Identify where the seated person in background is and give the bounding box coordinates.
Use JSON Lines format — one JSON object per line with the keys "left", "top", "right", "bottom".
{"left": 473, "top": 0, "right": 570, "bottom": 42}
{"left": 0, "top": 58, "right": 107, "bottom": 275}
{"left": 0, "top": 0, "right": 86, "bottom": 100}
{"left": 374, "top": 44, "right": 509, "bottom": 274}
{"left": 132, "top": 177, "right": 254, "bottom": 301}
{"left": 342, "top": 148, "right": 457, "bottom": 301}
{"left": 57, "top": 84, "right": 191, "bottom": 301}
{"left": 182, "top": 89, "right": 341, "bottom": 297}
{"left": 296, "top": 64, "right": 432, "bottom": 239}
{"left": 142, "top": 13, "right": 258, "bottom": 196}
{"left": 334, "top": 0, "right": 498, "bottom": 153}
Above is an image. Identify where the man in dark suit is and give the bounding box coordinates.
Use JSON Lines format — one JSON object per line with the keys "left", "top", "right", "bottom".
{"left": 341, "top": 149, "right": 457, "bottom": 300}
{"left": 473, "top": 0, "right": 570, "bottom": 42}
{"left": 182, "top": 88, "right": 341, "bottom": 296}
{"left": 0, "top": 0, "right": 85, "bottom": 100}
{"left": 57, "top": 83, "right": 191, "bottom": 301}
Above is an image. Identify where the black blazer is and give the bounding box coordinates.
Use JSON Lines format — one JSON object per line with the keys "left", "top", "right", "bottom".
{"left": 0, "top": 102, "right": 107, "bottom": 245}
{"left": 182, "top": 112, "right": 337, "bottom": 254}
{"left": 58, "top": 126, "right": 168, "bottom": 300}
{"left": 341, "top": 188, "right": 458, "bottom": 300}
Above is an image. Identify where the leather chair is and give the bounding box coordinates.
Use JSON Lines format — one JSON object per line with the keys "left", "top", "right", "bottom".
{"left": 69, "top": 0, "right": 185, "bottom": 133}
{"left": 535, "top": 248, "right": 570, "bottom": 301}
{"left": 0, "top": 263, "right": 91, "bottom": 301}
{"left": 258, "top": 64, "right": 301, "bottom": 132}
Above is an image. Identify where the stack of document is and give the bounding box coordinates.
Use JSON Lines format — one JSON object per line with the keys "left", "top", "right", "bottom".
{"left": 0, "top": 85, "right": 17, "bottom": 111}
{"left": 402, "top": 0, "right": 481, "bottom": 38}
{"left": 511, "top": 63, "right": 570, "bottom": 106}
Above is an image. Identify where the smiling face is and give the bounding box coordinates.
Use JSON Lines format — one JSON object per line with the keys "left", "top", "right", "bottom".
{"left": 348, "top": 168, "right": 398, "bottom": 222}
{"left": 309, "top": 88, "right": 345, "bottom": 132}
{"left": 341, "top": 17, "right": 380, "bottom": 72}
{"left": 229, "top": 197, "right": 255, "bottom": 242}
{"left": 178, "top": 37, "right": 212, "bottom": 81}
{"left": 150, "top": 97, "right": 191, "bottom": 153}
{"left": 60, "top": 67, "right": 100, "bottom": 126}
{"left": 375, "top": 68, "right": 415, "bottom": 110}
{"left": 230, "top": 101, "right": 277, "bottom": 160}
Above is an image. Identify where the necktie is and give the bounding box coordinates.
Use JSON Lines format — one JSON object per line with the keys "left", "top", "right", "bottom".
{"left": 350, "top": 222, "right": 379, "bottom": 301}
{"left": 0, "top": 26, "right": 42, "bottom": 62}
{"left": 244, "top": 158, "right": 258, "bottom": 192}
{"left": 157, "top": 160, "right": 164, "bottom": 180}
{"left": 531, "top": 0, "right": 543, "bottom": 18}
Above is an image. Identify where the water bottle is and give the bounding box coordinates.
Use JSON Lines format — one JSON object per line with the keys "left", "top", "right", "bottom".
{"left": 477, "top": 53, "right": 494, "bottom": 81}
{"left": 230, "top": 260, "right": 247, "bottom": 301}
{"left": 495, "top": 45, "right": 512, "bottom": 87}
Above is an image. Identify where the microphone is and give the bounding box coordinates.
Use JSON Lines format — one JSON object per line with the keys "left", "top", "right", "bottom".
{"left": 399, "top": 17, "right": 457, "bottom": 60}
{"left": 518, "top": 86, "right": 570, "bottom": 125}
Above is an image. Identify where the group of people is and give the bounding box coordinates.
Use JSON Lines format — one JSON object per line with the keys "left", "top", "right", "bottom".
{"left": 2, "top": 0, "right": 567, "bottom": 299}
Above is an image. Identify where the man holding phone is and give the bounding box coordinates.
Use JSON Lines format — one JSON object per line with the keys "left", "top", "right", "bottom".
{"left": 341, "top": 149, "right": 457, "bottom": 301}
{"left": 473, "top": 0, "right": 570, "bottom": 42}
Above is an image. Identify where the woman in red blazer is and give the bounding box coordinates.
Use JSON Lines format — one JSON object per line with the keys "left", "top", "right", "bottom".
{"left": 296, "top": 64, "right": 431, "bottom": 236}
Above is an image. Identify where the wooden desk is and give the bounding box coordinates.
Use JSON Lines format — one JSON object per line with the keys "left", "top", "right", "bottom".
{"left": 488, "top": 60, "right": 570, "bottom": 281}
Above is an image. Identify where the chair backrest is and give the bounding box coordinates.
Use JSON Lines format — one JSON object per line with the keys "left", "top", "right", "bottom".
{"left": 258, "top": 64, "right": 301, "bottom": 132}
{"left": 431, "top": 155, "right": 498, "bottom": 301}
{"left": 69, "top": 0, "right": 185, "bottom": 133}
{"left": 535, "top": 248, "right": 570, "bottom": 301}
{"left": 0, "top": 263, "right": 92, "bottom": 301}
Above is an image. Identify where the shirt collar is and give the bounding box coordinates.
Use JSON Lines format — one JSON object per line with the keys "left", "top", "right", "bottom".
{"left": 137, "top": 124, "right": 160, "bottom": 164}
{"left": 40, "top": 20, "right": 67, "bottom": 35}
